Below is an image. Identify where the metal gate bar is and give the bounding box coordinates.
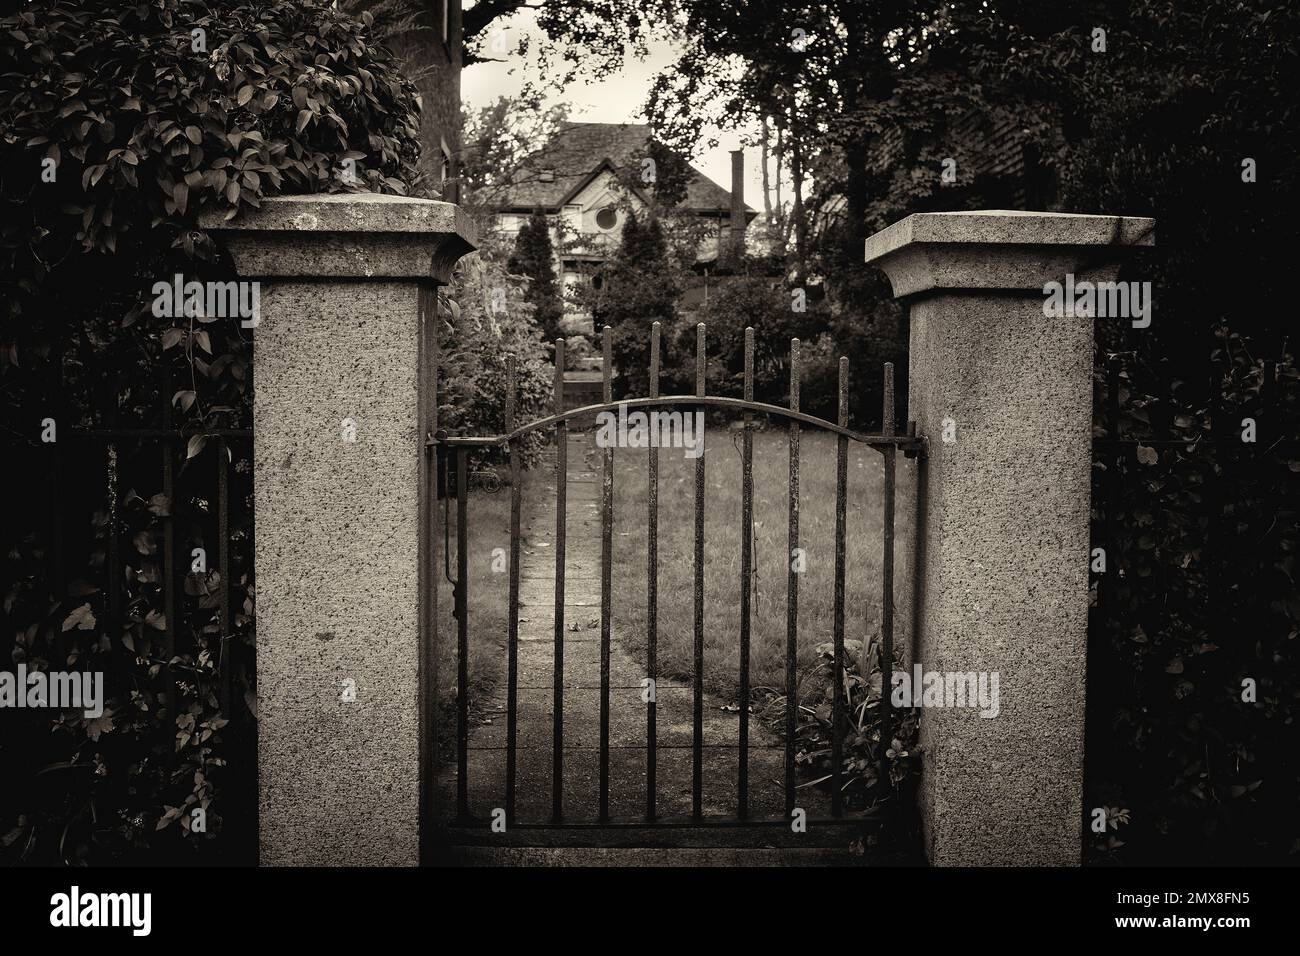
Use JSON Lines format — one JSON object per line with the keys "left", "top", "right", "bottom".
{"left": 880, "top": 362, "right": 897, "bottom": 786}
{"left": 430, "top": 326, "right": 923, "bottom": 842}
{"left": 646, "top": 322, "right": 660, "bottom": 821}
{"left": 505, "top": 356, "right": 522, "bottom": 821}
{"left": 599, "top": 327, "right": 614, "bottom": 822}
{"left": 737, "top": 327, "right": 754, "bottom": 819}
{"left": 832, "top": 357, "right": 849, "bottom": 817}
{"left": 784, "top": 338, "right": 800, "bottom": 816}
{"left": 455, "top": 446, "right": 469, "bottom": 820}
{"left": 692, "top": 323, "right": 706, "bottom": 819}
{"left": 552, "top": 339, "right": 566, "bottom": 822}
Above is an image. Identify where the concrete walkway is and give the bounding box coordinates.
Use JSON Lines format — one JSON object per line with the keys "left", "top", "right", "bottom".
{"left": 438, "top": 431, "right": 833, "bottom": 826}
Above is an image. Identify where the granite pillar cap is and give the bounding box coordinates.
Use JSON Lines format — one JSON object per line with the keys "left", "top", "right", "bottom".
{"left": 864, "top": 209, "right": 1155, "bottom": 298}
{"left": 199, "top": 193, "right": 478, "bottom": 283}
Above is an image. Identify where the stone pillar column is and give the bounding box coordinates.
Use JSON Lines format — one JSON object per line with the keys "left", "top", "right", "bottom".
{"left": 865, "top": 210, "right": 1154, "bottom": 866}
{"left": 202, "top": 194, "right": 476, "bottom": 865}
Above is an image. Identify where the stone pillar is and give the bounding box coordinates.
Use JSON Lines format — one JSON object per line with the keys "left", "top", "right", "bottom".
{"left": 202, "top": 194, "right": 476, "bottom": 865}
{"left": 865, "top": 210, "right": 1154, "bottom": 866}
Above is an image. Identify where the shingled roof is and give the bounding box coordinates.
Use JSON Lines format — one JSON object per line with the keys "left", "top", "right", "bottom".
{"left": 497, "top": 122, "right": 756, "bottom": 218}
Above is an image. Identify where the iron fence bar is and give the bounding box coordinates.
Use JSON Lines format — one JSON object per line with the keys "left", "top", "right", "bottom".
{"left": 455, "top": 447, "right": 470, "bottom": 821}
{"left": 426, "top": 352, "right": 442, "bottom": 832}
{"left": 430, "top": 397, "right": 924, "bottom": 451}
{"left": 1104, "top": 357, "right": 1120, "bottom": 621}
{"left": 422, "top": 326, "right": 441, "bottom": 856}
{"left": 505, "top": 356, "right": 521, "bottom": 822}
{"left": 599, "top": 326, "right": 614, "bottom": 823}
{"left": 61, "top": 428, "right": 253, "bottom": 439}
{"left": 106, "top": 443, "right": 121, "bottom": 680}
{"left": 1261, "top": 358, "right": 1276, "bottom": 452}
{"left": 218, "top": 436, "right": 233, "bottom": 720}
{"left": 161, "top": 370, "right": 177, "bottom": 721}
{"left": 45, "top": 343, "right": 65, "bottom": 607}
{"left": 785, "top": 338, "right": 801, "bottom": 817}
{"left": 646, "top": 322, "right": 660, "bottom": 822}
{"left": 880, "top": 362, "right": 897, "bottom": 790}
{"left": 552, "top": 339, "right": 567, "bottom": 823}
{"left": 738, "top": 326, "right": 754, "bottom": 820}
{"left": 832, "top": 357, "right": 849, "bottom": 818}
{"left": 692, "top": 323, "right": 706, "bottom": 820}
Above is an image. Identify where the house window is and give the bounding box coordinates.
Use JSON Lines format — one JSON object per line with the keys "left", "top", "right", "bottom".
{"left": 595, "top": 206, "right": 618, "bottom": 231}
{"left": 439, "top": 139, "right": 455, "bottom": 202}
{"left": 562, "top": 204, "right": 582, "bottom": 235}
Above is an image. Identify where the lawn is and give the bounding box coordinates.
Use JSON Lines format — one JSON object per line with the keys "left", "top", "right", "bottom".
{"left": 602, "top": 425, "right": 900, "bottom": 712}
{"left": 434, "top": 467, "right": 540, "bottom": 755}
{"left": 437, "top": 425, "right": 902, "bottom": 743}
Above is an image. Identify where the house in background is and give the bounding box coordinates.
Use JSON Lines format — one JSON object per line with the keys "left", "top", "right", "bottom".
{"left": 494, "top": 122, "right": 759, "bottom": 334}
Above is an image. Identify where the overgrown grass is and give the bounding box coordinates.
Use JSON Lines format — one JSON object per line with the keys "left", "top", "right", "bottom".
{"left": 605, "top": 425, "right": 898, "bottom": 711}
{"left": 435, "top": 469, "right": 538, "bottom": 757}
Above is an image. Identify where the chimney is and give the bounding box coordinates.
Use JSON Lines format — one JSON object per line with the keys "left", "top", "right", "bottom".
{"left": 729, "top": 149, "right": 746, "bottom": 263}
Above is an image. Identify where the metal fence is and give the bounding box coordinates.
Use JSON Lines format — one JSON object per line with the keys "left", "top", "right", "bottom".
{"left": 35, "top": 376, "right": 253, "bottom": 726}
{"left": 429, "top": 322, "right": 925, "bottom": 847}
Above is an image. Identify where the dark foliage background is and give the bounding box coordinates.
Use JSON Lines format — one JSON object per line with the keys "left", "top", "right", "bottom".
{"left": 0, "top": 0, "right": 423, "bottom": 864}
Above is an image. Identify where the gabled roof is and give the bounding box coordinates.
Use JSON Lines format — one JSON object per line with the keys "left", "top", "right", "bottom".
{"left": 556, "top": 157, "right": 651, "bottom": 208}
{"left": 497, "top": 122, "right": 757, "bottom": 218}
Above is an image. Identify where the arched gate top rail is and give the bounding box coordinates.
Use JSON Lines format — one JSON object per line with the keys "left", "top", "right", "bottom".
{"left": 430, "top": 394, "right": 925, "bottom": 454}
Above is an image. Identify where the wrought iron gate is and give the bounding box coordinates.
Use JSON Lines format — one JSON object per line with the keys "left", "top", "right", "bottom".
{"left": 425, "top": 322, "right": 923, "bottom": 857}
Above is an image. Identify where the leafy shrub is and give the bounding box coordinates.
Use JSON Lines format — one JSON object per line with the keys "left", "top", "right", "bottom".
{"left": 782, "top": 638, "right": 920, "bottom": 826}
{"left": 1087, "top": 333, "right": 1299, "bottom": 864}
{"left": 0, "top": 0, "right": 423, "bottom": 865}
{"left": 437, "top": 243, "right": 553, "bottom": 470}
{"left": 1, "top": 0, "right": 421, "bottom": 284}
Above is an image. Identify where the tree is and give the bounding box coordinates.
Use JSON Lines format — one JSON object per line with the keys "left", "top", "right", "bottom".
{"left": 458, "top": 95, "right": 569, "bottom": 216}
{"left": 589, "top": 211, "right": 680, "bottom": 398}
{"left": 507, "top": 210, "right": 565, "bottom": 342}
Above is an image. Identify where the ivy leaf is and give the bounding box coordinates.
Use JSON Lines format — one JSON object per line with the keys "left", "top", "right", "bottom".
{"left": 186, "top": 434, "right": 207, "bottom": 460}
{"left": 155, "top": 804, "right": 183, "bottom": 830}
{"left": 236, "top": 85, "right": 255, "bottom": 106}
{"left": 85, "top": 710, "right": 115, "bottom": 742}
{"left": 61, "top": 602, "right": 96, "bottom": 632}
{"left": 1135, "top": 445, "right": 1158, "bottom": 465}
{"left": 133, "top": 530, "right": 156, "bottom": 555}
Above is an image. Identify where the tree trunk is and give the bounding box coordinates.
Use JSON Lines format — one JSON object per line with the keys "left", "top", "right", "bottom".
{"left": 760, "top": 114, "right": 774, "bottom": 226}
{"left": 791, "top": 128, "right": 807, "bottom": 281}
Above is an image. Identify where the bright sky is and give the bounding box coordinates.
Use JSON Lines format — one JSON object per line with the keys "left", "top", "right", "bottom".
{"left": 460, "top": 3, "right": 771, "bottom": 210}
